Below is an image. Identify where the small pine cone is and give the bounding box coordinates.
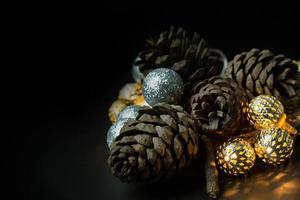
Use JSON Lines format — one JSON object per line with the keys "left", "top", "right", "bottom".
{"left": 225, "top": 48, "right": 299, "bottom": 101}
{"left": 107, "top": 103, "right": 199, "bottom": 183}
{"left": 134, "top": 26, "right": 223, "bottom": 88}
{"left": 190, "top": 76, "right": 247, "bottom": 138}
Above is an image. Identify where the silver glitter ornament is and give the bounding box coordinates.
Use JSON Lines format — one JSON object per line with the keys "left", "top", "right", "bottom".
{"left": 142, "top": 68, "right": 184, "bottom": 106}
{"left": 117, "top": 105, "right": 141, "bottom": 121}
{"left": 106, "top": 118, "right": 128, "bottom": 148}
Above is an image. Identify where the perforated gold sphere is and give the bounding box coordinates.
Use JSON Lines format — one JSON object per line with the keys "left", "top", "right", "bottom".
{"left": 255, "top": 127, "right": 294, "bottom": 165}
{"left": 247, "top": 95, "right": 284, "bottom": 130}
{"left": 216, "top": 138, "right": 256, "bottom": 176}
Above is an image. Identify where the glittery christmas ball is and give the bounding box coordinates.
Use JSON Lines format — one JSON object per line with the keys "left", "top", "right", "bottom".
{"left": 142, "top": 68, "right": 184, "bottom": 106}
{"left": 117, "top": 105, "right": 141, "bottom": 121}
{"left": 107, "top": 118, "right": 128, "bottom": 149}
{"left": 108, "top": 99, "right": 130, "bottom": 123}
{"left": 216, "top": 138, "right": 256, "bottom": 175}
{"left": 254, "top": 127, "right": 294, "bottom": 165}
{"left": 248, "top": 95, "right": 284, "bottom": 130}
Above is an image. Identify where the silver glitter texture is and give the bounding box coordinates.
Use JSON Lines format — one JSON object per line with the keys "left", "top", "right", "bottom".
{"left": 107, "top": 118, "right": 128, "bottom": 148}
{"left": 142, "top": 68, "right": 184, "bottom": 106}
{"left": 117, "top": 105, "right": 141, "bottom": 121}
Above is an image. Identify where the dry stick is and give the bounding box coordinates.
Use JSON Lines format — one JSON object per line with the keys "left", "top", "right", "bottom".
{"left": 201, "top": 135, "right": 219, "bottom": 199}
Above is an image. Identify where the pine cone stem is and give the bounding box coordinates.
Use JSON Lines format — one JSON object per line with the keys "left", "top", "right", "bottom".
{"left": 201, "top": 135, "right": 219, "bottom": 199}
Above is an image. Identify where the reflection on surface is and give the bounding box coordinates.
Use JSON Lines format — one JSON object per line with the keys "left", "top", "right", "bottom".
{"left": 221, "top": 138, "right": 300, "bottom": 200}
{"left": 103, "top": 126, "right": 300, "bottom": 200}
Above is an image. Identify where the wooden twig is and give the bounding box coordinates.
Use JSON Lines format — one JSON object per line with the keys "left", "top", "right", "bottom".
{"left": 201, "top": 135, "right": 219, "bottom": 199}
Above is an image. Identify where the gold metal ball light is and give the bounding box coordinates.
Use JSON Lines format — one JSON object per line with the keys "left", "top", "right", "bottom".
{"left": 247, "top": 95, "right": 297, "bottom": 135}
{"left": 255, "top": 126, "right": 294, "bottom": 165}
{"left": 216, "top": 138, "right": 256, "bottom": 176}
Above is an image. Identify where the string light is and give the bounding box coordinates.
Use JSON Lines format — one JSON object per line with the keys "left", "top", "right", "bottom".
{"left": 247, "top": 95, "right": 297, "bottom": 135}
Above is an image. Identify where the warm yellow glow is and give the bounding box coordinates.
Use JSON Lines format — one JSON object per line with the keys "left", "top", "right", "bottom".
{"left": 224, "top": 156, "right": 229, "bottom": 162}
{"left": 274, "top": 172, "right": 286, "bottom": 181}
{"left": 277, "top": 114, "right": 297, "bottom": 135}
{"left": 272, "top": 179, "right": 300, "bottom": 199}
{"left": 209, "top": 160, "right": 216, "bottom": 167}
{"left": 266, "top": 147, "right": 273, "bottom": 154}
{"left": 133, "top": 95, "right": 146, "bottom": 106}
{"left": 277, "top": 113, "right": 286, "bottom": 127}
{"left": 223, "top": 188, "right": 239, "bottom": 198}
{"left": 221, "top": 158, "right": 300, "bottom": 200}
{"left": 256, "top": 180, "right": 270, "bottom": 188}
{"left": 231, "top": 153, "right": 237, "bottom": 159}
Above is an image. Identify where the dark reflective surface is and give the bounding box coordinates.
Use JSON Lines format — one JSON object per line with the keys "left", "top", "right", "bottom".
{"left": 221, "top": 139, "right": 300, "bottom": 200}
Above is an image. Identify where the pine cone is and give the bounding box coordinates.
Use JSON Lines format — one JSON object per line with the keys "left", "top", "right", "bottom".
{"left": 189, "top": 76, "right": 247, "bottom": 139}
{"left": 108, "top": 103, "right": 199, "bottom": 183}
{"left": 225, "top": 48, "right": 299, "bottom": 101}
{"left": 285, "top": 62, "right": 300, "bottom": 114}
{"left": 134, "top": 26, "right": 223, "bottom": 88}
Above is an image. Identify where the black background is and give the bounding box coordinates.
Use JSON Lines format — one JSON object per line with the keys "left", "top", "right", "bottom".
{"left": 2, "top": 3, "right": 300, "bottom": 200}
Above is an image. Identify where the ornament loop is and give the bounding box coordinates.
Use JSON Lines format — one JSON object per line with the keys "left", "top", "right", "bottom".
{"left": 209, "top": 48, "right": 228, "bottom": 76}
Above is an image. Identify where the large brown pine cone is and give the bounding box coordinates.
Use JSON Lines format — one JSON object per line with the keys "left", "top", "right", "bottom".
{"left": 108, "top": 103, "right": 199, "bottom": 183}
{"left": 189, "top": 76, "right": 247, "bottom": 139}
{"left": 225, "top": 49, "right": 299, "bottom": 102}
{"left": 134, "top": 26, "right": 223, "bottom": 88}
